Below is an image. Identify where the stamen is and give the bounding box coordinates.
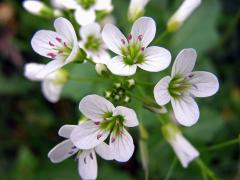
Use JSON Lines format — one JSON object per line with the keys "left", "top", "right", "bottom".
{"left": 121, "top": 39, "right": 126, "bottom": 45}
{"left": 97, "top": 134, "right": 102, "bottom": 140}
{"left": 49, "top": 41, "right": 55, "bottom": 47}
{"left": 56, "top": 37, "right": 62, "bottom": 43}
{"left": 64, "top": 42, "right": 68, "bottom": 48}
{"left": 72, "top": 146, "right": 77, "bottom": 149}
{"left": 94, "top": 122, "right": 100, "bottom": 125}
{"left": 47, "top": 53, "right": 56, "bottom": 59}
{"left": 188, "top": 74, "right": 194, "bottom": 78}
{"left": 141, "top": 47, "right": 145, "bottom": 51}
{"left": 138, "top": 35, "right": 143, "bottom": 41}
{"left": 58, "top": 50, "right": 64, "bottom": 54}
{"left": 89, "top": 153, "right": 93, "bottom": 160}
{"left": 128, "top": 34, "right": 132, "bottom": 41}
{"left": 111, "top": 137, "right": 116, "bottom": 143}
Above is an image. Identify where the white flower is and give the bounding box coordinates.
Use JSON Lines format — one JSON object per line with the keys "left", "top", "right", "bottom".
{"left": 167, "top": 0, "right": 201, "bottom": 32}
{"left": 70, "top": 94, "right": 139, "bottom": 162}
{"left": 23, "top": 0, "right": 51, "bottom": 16}
{"left": 48, "top": 124, "right": 113, "bottom": 180}
{"left": 56, "top": 0, "right": 113, "bottom": 26}
{"left": 154, "top": 48, "right": 219, "bottom": 126}
{"left": 162, "top": 123, "right": 199, "bottom": 168}
{"left": 24, "top": 63, "right": 68, "bottom": 103}
{"left": 128, "top": 0, "right": 150, "bottom": 22}
{"left": 31, "top": 17, "right": 79, "bottom": 79}
{"left": 79, "top": 22, "right": 110, "bottom": 64}
{"left": 102, "top": 17, "right": 171, "bottom": 76}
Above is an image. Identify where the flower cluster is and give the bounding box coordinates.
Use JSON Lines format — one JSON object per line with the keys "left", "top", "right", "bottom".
{"left": 23, "top": 0, "right": 221, "bottom": 179}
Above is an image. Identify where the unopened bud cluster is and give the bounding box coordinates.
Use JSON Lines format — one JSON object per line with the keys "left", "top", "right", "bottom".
{"left": 104, "top": 78, "right": 135, "bottom": 103}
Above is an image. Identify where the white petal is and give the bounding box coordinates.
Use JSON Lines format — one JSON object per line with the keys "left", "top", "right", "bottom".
{"left": 154, "top": 76, "right": 171, "bottom": 105}
{"left": 95, "top": 0, "right": 113, "bottom": 11}
{"left": 188, "top": 71, "right": 219, "bottom": 97}
{"left": 171, "top": 48, "right": 197, "bottom": 77}
{"left": 41, "top": 79, "right": 63, "bottom": 103}
{"left": 54, "top": 17, "right": 80, "bottom": 64}
{"left": 36, "top": 59, "right": 65, "bottom": 79}
{"left": 168, "top": 0, "right": 201, "bottom": 24}
{"left": 169, "top": 133, "right": 199, "bottom": 168}
{"left": 171, "top": 95, "right": 199, "bottom": 126}
{"left": 110, "top": 128, "right": 134, "bottom": 162}
{"left": 131, "top": 17, "right": 156, "bottom": 47}
{"left": 52, "top": 0, "right": 78, "bottom": 9}
{"left": 24, "top": 63, "right": 45, "bottom": 81}
{"left": 139, "top": 46, "right": 171, "bottom": 72}
{"left": 90, "top": 50, "right": 111, "bottom": 64}
{"left": 54, "top": 17, "right": 77, "bottom": 45}
{"left": 23, "top": 0, "right": 45, "bottom": 15}
{"left": 102, "top": 24, "right": 127, "bottom": 56}
{"left": 95, "top": 142, "right": 113, "bottom": 160}
{"left": 113, "top": 106, "right": 139, "bottom": 127}
{"left": 107, "top": 56, "right": 137, "bottom": 76}
{"left": 58, "top": 125, "right": 78, "bottom": 138}
{"left": 79, "top": 94, "right": 115, "bottom": 122}
{"left": 78, "top": 149, "right": 97, "bottom": 180}
{"left": 70, "top": 121, "right": 109, "bottom": 149}
{"left": 31, "top": 30, "right": 65, "bottom": 58}
{"left": 48, "top": 139, "right": 78, "bottom": 163}
{"left": 74, "top": 7, "right": 96, "bottom": 26}
{"left": 80, "top": 22, "right": 101, "bottom": 41}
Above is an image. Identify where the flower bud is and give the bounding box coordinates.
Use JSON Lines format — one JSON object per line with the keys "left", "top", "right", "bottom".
{"left": 114, "top": 82, "right": 122, "bottom": 88}
{"left": 125, "top": 78, "right": 135, "bottom": 89}
{"left": 162, "top": 123, "right": 199, "bottom": 168}
{"left": 128, "top": 0, "right": 149, "bottom": 22}
{"left": 104, "top": 90, "right": 112, "bottom": 99}
{"left": 23, "top": 0, "right": 54, "bottom": 17}
{"left": 167, "top": 0, "right": 201, "bottom": 32}
{"left": 95, "top": 63, "right": 108, "bottom": 76}
{"left": 123, "top": 95, "right": 131, "bottom": 103}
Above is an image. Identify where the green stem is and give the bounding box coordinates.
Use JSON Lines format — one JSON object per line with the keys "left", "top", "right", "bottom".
{"left": 164, "top": 157, "right": 177, "bottom": 180}
{"left": 195, "top": 158, "right": 220, "bottom": 180}
{"left": 154, "top": 30, "right": 170, "bottom": 45}
{"left": 201, "top": 137, "right": 240, "bottom": 152}
{"left": 69, "top": 76, "right": 101, "bottom": 83}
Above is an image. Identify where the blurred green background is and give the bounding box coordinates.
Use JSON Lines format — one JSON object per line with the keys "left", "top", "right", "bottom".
{"left": 0, "top": 0, "right": 239, "bottom": 179}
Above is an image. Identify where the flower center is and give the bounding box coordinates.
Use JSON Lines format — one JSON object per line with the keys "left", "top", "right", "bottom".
{"left": 121, "top": 34, "right": 145, "bottom": 65}
{"left": 84, "top": 35, "right": 102, "bottom": 52}
{"left": 51, "top": 69, "right": 69, "bottom": 84}
{"left": 78, "top": 0, "right": 95, "bottom": 9}
{"left": 168, "top": 74, "right": 192, "bottom": 98}
{"left": 98, "top": 114, "right": 125, "bottom": 136}
{"left": 47, "top": 37, "right": 72, "bottom": 59}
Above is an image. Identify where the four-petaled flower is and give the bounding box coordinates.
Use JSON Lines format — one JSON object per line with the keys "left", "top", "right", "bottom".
{"left": 102, "top": 17, "right": 171, "bottom": 76}
{"left": 24, "top": 63, "right": 68, "bottom": 103}
{"left": 31, "top": 17, "right": 79, "bottom": 79}
{"left": 70, "top": 94, "right": 139, "bottom": 162}
{"left": 154, "top": 48, "right": 219, "bottom": 126}
{"left": 79, "top": 22, "right": 110, "bottom": 64}
{"left": 48, "top": 124, "right": 113, "bottom": 180}
{"left": 162, "top": 123, "right": 199, "bottom": 168}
